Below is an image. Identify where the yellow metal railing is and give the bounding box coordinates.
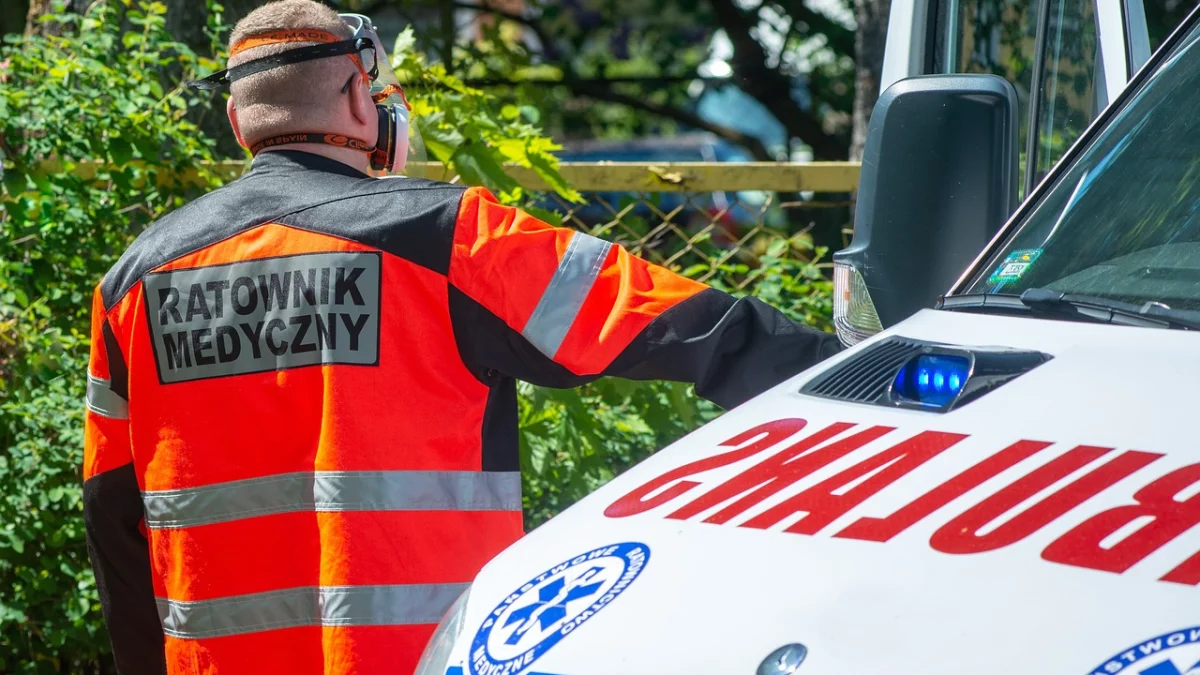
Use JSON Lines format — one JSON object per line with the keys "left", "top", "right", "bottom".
{"left": 38, "top": 160, "right": 860, "bottom": 193}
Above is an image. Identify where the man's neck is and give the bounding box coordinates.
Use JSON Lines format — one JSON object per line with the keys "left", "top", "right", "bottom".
{"left": 258, "top": 144, "right": 371, "bottom": 175}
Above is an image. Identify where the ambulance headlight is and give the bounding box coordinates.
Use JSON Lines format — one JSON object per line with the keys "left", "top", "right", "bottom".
{"left": 414, "top": 585, "right": 472, "bottom": 675}
{"left": 833, "top": 261, "right": 883, "bottom": 346}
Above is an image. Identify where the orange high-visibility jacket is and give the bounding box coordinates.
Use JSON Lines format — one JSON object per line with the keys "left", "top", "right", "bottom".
{"left": 82, "top": 151, "right": 841, "bottom": 675}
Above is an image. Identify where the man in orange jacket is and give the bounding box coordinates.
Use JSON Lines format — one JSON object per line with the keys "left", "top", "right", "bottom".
{"left": 82, "top": 1, "right": 842, "bottom": 673}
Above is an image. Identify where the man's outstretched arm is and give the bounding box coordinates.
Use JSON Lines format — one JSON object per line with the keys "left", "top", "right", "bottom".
{"left": 446, "top": 187, "right": 843, "bottom": 408}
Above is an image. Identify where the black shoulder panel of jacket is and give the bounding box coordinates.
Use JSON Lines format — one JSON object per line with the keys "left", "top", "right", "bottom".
{"left": 100, "top": 151, "right": 466, "bottom": 309}
{"left": 83, "top": 463, "right": 166, "bottom": 675}
{"left": 448, "top": 285, "right": 592, "bottom": 389}
{"left": 101, "top": 319, "right": 130, "bottom": 400}
{"left": 449, "top": 286, "right": 590, "bottom": 474}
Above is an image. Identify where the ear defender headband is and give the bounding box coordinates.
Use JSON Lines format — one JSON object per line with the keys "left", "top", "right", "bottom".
{"left": 187, "top": 28, "right": 411, "bottom": 172}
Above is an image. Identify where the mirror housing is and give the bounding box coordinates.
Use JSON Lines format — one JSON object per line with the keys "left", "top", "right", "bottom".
{"left": 832, "top": 74, "right": 1019, "bottom": 344}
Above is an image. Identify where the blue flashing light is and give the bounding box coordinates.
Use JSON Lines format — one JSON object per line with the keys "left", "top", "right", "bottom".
{"left": 893, "top": 354, "right": 971, "bottom": 408}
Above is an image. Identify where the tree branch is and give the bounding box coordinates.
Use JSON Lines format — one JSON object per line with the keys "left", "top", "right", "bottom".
{"left": 450, "top": 0, "right": 558, "bottom": 59}
{"left": 774, "top": 0, "right": 856, "bottom": 57}
{"left": 449, "top": 0, "right": 781, "bottom": 161}
{"left": 708, "top": 0, "right": 848, "bottom": 159}
{"left": 439, "top": 1, "right": 456, "bottom": 74}
{"left": 457, "top": 74, "right": 734, "bottom": 87}
{"left": 570, "top": 81, "right": 773, "bottom": 161}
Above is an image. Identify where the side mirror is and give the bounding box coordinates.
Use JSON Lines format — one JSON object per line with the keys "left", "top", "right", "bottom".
{"left": 832, "top": 74, "right": 1019, "bottom": 344}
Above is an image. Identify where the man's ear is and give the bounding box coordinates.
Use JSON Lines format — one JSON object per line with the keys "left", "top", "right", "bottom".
{"left": 346, "top": 73, "right": 377, "bottom": 144}
{"left": 227, "top": 97, "right": 248, "bottom": 149}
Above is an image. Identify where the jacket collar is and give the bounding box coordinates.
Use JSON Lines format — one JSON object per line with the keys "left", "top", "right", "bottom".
{"left": 250, "top": 150, "right": 369, "bottom": 179}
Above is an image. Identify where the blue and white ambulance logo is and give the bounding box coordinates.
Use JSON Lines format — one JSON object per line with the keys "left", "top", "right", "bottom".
{"left": 469, "top": 542, "right": 650, "bottom": 675}
{"left": 1090, "top": 627, "right": 1200, "bottom": 675}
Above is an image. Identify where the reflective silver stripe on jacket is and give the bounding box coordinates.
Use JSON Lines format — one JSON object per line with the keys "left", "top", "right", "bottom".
{"left": 86, "top": 375, "right": 129, "bottom": 421}
{"left": 142, "top": 470, "right": 522, "bottom": 529}
{"left": 522, "top": 232, "right": 612, "bottom": 358}
{"left": 156, "top": 583, "right": 468, "bottom": 639}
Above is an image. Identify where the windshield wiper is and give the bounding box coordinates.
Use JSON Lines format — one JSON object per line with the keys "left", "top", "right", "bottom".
{"left": 1017, "top": 288, "right": 1200, "bottom": 329}
{"left": 939, "top": 287, "right": 1200, "bottom": 330}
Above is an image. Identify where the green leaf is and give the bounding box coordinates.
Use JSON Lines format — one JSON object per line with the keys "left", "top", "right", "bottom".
{"left": 519, "top": 105, "right": 541, "bottom": 124}
{"left": 494, "top": 138, "right": 526, "bottom": 163}
{"left": 527, "top": 147, "right": 582, "bottom": 203}
{"left": 132, "top": 135, "right": 160, "bottom": 161}
{"left": 108, "top": 137, "right": 133, "bottom": 167}
{"left": 418, "top": 120, "right": 464, "bottom": 163}
{"left": 766, "top": 239, "right": 789, "bottom": 258}
{"left": 392, "top": 26, "right": 417, "bottom": 59}
{"left": 451, "top": 143, "right": 520, "bottom": 193}
{"left": 29, "top": 171, "right": 52, "bottom": 195}
{"left": 529, "top": 445, "right": 547, "bottom": 475}
{"left": 522, "top": 205, "right": 563, "bottom": 227}
{"left": 500, "top": 104, "right": 520, "bottom": 120}
{"left": 3, "top": 169, "right": 28, "bottom": 197}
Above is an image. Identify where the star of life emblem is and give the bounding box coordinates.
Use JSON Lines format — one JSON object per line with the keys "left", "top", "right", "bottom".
{"left": 1090, "top": 627, "right": 1200, "bottom": 675}
{"left": 469, "top": 542, "right": 650, "bottom": 675}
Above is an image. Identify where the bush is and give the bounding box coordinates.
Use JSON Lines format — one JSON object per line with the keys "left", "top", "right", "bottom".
{"left": 0, "top": 2, "right": 225, "bottom": 670}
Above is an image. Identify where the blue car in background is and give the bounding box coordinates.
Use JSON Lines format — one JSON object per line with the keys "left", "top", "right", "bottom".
{"left": 543, "top": 133, "right": 778, "bottom": 249}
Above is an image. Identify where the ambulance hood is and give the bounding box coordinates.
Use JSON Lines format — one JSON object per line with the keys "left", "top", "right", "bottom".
{"left": 447, "top": 309, "right": 1200, "bottom": 675}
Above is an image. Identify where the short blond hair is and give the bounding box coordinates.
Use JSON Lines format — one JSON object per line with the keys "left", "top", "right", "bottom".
{"left": 227, "top": 0, "right": 356, "bottom": 145}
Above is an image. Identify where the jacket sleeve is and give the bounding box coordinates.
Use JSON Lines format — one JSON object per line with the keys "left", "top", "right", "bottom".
{"left": 446, "top": 187, "right": 843, "bottom": 409}
{"left": 82, "top": 285, "right": 166, "bottom": 675}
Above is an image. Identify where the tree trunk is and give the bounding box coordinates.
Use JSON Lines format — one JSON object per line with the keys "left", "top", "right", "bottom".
{"left": 165, "top": 0, "right": 211, "bottom": 52}
{"left": 1, "top": 0, "right": 29, "bottom": 37}
{"left": 24, "top": 0, "right": 88, "bottom": 36}
{"left": 851, "top": 0, "right": 892, "bottom": 161}
{"left": 163, "top": 0, "right": 260, "bottom": 52}
{"left": 164, "top": 0, "right": 263, "bottom": 158}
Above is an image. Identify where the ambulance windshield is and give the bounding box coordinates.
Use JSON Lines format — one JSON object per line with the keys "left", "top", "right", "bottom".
{"left": 963, "top": 17, "right": 1200, "bottom": 312}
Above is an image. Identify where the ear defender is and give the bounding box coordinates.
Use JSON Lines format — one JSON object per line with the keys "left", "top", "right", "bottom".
{"left": 370, "top": 105, "right": 396, "bottom": 172}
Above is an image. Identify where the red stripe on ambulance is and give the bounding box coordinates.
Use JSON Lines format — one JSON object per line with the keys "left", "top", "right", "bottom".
{"left": 603, "top": 418, "right": 1200, "bottom": 586}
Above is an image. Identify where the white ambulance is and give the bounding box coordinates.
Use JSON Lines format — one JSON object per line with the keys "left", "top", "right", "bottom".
{"left": 417, "top": 2, "right": 1199, "bottom": 674}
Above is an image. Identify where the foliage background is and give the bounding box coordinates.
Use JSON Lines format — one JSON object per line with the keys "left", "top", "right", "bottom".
{"left": 1, "top": 3, "right": 226, "bottom": 671}
{"left": 0, "top": 2, "right": 834, "bottom": 671}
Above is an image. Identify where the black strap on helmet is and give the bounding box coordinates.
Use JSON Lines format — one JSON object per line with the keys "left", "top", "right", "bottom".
{"left": 187, "top": 37, "right": 376, "bottom": 91}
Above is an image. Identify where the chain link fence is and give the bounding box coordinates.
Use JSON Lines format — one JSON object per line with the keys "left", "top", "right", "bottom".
{"left": 508, "top": 162, "right": 860, "bottom": 290}
{"left": 530, "top": 188, "right": 829, "bottom": 288}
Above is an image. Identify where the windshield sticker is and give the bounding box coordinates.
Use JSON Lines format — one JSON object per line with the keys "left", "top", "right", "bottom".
{"left": 986, "top": 248, "right": 1043, "bottom": 289}
{"left": 470, "top": 542, "right": 650, "bottom": 675}
{"left": 1088, "top": 627, "right": 1200, "bottom": 675}
{"left": 603, "top": 417, "right": 1200, "bottom": 588}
